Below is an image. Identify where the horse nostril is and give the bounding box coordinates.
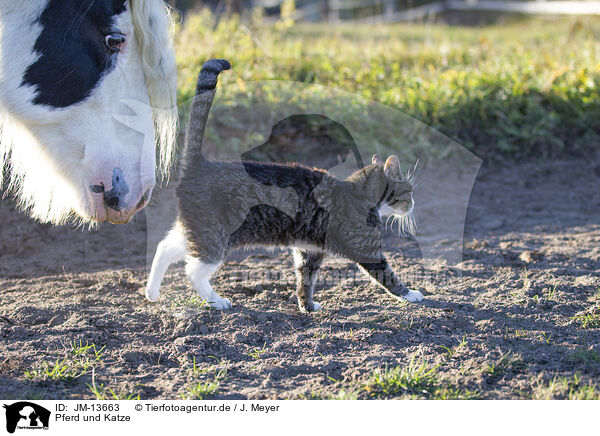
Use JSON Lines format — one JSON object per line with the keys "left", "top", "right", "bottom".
{"left": 104, "top": 191, "right": 122, "bottom": 211}
{"left": 90, "top": 184, "right": 104, "bottom": 194}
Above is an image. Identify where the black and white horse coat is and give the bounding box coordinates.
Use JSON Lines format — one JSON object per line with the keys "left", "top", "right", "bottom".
{"left": 0, "top": 0, "right": 177, "bottom": 224}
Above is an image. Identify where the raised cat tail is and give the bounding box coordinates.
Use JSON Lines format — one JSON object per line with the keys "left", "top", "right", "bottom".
{"left": 184, "top": 59, "right": 231, "bottom": 159}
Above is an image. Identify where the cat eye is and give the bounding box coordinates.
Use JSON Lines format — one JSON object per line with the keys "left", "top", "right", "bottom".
{"left": 105, "top": 32, "right": 126, "bottom": 53}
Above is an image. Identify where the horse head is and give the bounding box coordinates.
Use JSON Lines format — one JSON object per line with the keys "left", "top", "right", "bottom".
{"left": 0, "top": 0, "right": 177, "bottom": 225}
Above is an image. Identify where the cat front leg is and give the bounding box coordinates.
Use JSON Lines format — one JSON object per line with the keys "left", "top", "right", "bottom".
{"left": 145, "top": 224, "right": 188, "bottom": 302}
{"left": 358, "top": 259, "right": 423, "bottom": 303}
{"left": 293, "top": 249, "right": 324, "bottom": 313}
{"left": 185, "top": 257, "right": 232, "bottom": 310}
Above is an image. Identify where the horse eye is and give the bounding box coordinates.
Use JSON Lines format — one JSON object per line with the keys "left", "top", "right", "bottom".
{"left": 105, "top": 33, "right": 126, "bottom": 52}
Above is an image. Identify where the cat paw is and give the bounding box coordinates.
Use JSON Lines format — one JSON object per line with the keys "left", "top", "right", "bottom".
{"left": 145, "top": 286, "right": 159, "bottom": 302}
{"left": 402, "top": 290, "right": 424, "bottom": 303}
{"left": 210, "top": 297, "right": 232, "bottom": 310}
{"left": 298, "top": 301, "right": 322, "bottom": 313}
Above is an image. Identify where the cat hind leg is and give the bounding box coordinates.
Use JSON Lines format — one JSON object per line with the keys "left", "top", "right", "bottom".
{"left": 293, "top": 249, "right": 324, "bottom": 313}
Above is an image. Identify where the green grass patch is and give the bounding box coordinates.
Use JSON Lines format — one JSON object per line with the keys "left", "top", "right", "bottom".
{"left": 430, "top": 385, "right": 480, "bottom": 400}
{"left": 440, "top": 335, "right": 468, "bottom": 359}
{"left": 24, "top": 341, "right": 104, "bottom": 382}
{"left": 88, "top": 378, "right": 141, "bottom": 400}
{"left": 297, "top": 389, "right": 359, "bottom": 400}
{"left": 531, "top": 373, "right": 600, "bottom": 400}
{"left": 361, "top": 356, "right": 479, "bottom": 399}
{"left": 569, "top": 348, "right": 600, "bottom": 366}
{"left": 246, "top": 343, "right": 268, "bottom": 360}
{"left": 483, "top": 351, "right": 525, "bottom": 380}
{"left": 185, "top": 379, "right": 221, "bottom": 400}
{"left": 170, "top": 292, "right": 210, "bottom": 310}
{"left": 363, "top": 357, "right": 439, "bottom": 398}
{"left": 572, "top": 306, "right": 600, "bottom": 329}
{"left": 181, "top": 357, "right": 228, "bottom": 400}
{"left": 298, "top": 355, "right": 479, "bottom": 399}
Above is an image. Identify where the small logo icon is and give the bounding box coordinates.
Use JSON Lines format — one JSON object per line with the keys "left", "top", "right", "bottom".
{"left": 3, "top": 402, "right": 50, "bottom": 434}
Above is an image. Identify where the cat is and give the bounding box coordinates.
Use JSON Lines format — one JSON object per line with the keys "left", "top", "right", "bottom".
{"left": 145, "top": 59, "right": 424, "bottom": 312}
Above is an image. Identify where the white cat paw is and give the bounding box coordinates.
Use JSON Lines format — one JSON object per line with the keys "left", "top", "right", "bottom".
{"left": 402, "top": 290, "right": 424, "bottom": 303}
{"left": 298, "top": 301, "right": 322, "bottom": 313}
{"left": 145, "top": 286, "right": 159, "bottom": 302}
{"left": 210, "top": 297, "right": 232, "bottom": 310}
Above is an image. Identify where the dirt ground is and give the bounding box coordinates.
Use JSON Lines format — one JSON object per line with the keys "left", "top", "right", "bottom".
{"left": 1, "top": 156, "right": 599, "bottom": 400}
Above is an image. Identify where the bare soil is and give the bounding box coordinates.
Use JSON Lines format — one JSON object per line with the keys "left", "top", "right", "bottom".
{"left": 1, "top": 157, "right": 599, "bottom": 400}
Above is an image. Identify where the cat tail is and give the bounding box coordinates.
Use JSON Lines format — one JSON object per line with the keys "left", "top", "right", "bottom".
{"left": 184, "top": 59, "right": 231, "bottom": 159}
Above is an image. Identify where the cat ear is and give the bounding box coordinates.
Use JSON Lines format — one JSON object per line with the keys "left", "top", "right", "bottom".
{"left": 372, "top": 154, "right": 383, "bottom": 165}
{"left": 384, "top": 155, "right": 401, "bottom": 178}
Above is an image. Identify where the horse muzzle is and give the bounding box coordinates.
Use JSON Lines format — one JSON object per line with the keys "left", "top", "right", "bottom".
{"left": 88, "top": 167, "right": 153, "bottom": 224}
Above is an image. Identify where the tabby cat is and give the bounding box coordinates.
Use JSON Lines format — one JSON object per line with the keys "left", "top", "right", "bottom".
{"left": 145, "top": 59, "right": 423, "bottom": 312}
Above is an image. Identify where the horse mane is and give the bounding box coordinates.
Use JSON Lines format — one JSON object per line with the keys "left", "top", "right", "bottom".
{"left": 130, "top": 0, "right": 178, "bottom": 180}
{"left": 0, "top": 112, "right": 82, "bottom": 226}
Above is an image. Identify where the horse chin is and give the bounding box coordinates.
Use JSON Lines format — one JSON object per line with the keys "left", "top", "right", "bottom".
{"left": 78, "top": 184, "right": 152, "bottom": 225}
{"left": 82, "top": 205, "right": 139, "bottom": 225}
{"left": 105, "top": 195, "right": 151, "bottom": 224}
{"left": 106, "top": 213, "right": 135, "bottom": 225}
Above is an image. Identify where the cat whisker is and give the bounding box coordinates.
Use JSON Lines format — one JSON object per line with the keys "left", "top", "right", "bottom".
{"left": 385, "top": 215, "right": 394, "bottom": 232}
{"left": 403, "top": 159, "right": 419, "bottom": 187}
{"left": 393, "top": 211, "right": 417, "bottom": 236}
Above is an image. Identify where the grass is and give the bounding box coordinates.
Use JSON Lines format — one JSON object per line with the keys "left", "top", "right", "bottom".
{"left": 297, "top": 354, "right": 479, "bottom": 399}
{"left": 538, "top": 331, "right": 553, "bottom": 345}
{"left": 440, "top": 335, "right": 468, "bottom": 359}
{"left": 544, "top": 285, "right": 559, "bottom": 302}
{"left": 298, "top": 389, "right": 359, "bottom": 400}
{"left": 175, "top": 11, "right": 600, "bottom": 160}
{"left": 483, "top": 351, "right": 525, "bottom": 380}
{"left": 363, "top": 357, "right": 439, "bottom": 398}
{"left": 361, "top": 356, "right": 478, "bottom": 399}
{"left": 572, "top": 306, "right": 600, "bottom": 329}
{"left": 24, "top": 340, "right": 104, "bottom": 382}
{"left": 246, "top": 343, "right": 268, "bottom": 360}
{"left": 88, "top": 372, "right": 141, "bottom": 400}
{"left": 181, "top": 357, "right": 229, "bottom": 399}
{"left": 569, "top": 348, "right": 600, "bottom": 365}
{"left": 170, "top": 292, "right": 209, "bottom": 310}
{"left": 531, "top": 373, "right": 600, "bottom": 400}
{"left": 430, "top": 386, "right": 480, "bottom": 400}
{"left": 185, "top": 379, "right": 222, "bottom": 399}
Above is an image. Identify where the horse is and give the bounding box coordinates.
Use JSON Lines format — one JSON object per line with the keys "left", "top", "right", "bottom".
{"left": 0, "top": 0, "right": 178, "bottom": 225}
